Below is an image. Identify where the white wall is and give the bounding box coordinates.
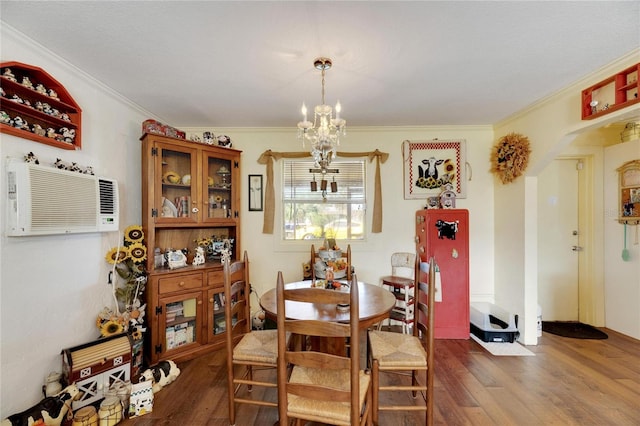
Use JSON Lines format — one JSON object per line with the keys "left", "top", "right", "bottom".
{"left": 0, "top": 26, "right": 155, "bottom": 416}
{"left": 184, "top": 126, "right": 497, "bottom": 303}
{"left": 604, "top": 139, "right": 640, "bottom": 338}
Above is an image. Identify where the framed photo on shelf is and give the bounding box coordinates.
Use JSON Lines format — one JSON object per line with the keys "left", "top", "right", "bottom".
{"left": 248, "top": 174, "right": 263, "bottom": 211}
{"left": 402, "top": 139, "right": 467, "bottom": 200}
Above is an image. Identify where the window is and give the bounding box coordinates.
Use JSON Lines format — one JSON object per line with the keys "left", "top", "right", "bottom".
{"left": 282, "top": 159, "right": 366, "bottom": 241}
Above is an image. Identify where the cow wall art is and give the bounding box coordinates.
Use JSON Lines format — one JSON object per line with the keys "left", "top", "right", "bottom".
{"left": 402, "top": 139, "right": 467, "bottom": 200}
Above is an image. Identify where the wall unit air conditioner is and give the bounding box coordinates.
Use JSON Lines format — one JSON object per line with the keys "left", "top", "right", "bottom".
{"left": 6, "top": 161, "right": 119, "bottom": 236}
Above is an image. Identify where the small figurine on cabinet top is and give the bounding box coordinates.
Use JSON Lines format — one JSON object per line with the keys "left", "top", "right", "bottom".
{"left": 217, "top": 134, "right": 232, "bottom": 148}
{"left": 426, "top": 196, "right": 440, "bottom": 209}
{"left": 83, "top": 166, "right": 95, "bottom": 175}
{"left": 167, "top": 249, "right": 187, "bottom": 269}
{"left": 439, "top": 183, "right": 456, "bottom": 209}
{"left": 192, "top": 246, "right": 205, "bottom": 266}
{"left": 203, "top": 131, "right": 215, "bottom": 145}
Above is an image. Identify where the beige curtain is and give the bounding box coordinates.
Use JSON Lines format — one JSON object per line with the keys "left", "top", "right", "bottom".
{"left": 257, "top": 149, "right": 389, "bottom": 234}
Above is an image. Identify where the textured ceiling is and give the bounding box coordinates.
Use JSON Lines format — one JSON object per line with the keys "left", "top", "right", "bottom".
{"left": 1, "top": 1, "right": 639, "bottom": 128}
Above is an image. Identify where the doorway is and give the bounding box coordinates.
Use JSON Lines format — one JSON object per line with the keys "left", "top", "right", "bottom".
{"left": 538, "top": 158, "right": 590, "bottom": 322}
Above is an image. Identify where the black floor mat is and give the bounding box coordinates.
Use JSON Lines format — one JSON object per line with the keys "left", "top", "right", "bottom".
{"left": 542, "top": 321, "right": 608, "bottom": 339}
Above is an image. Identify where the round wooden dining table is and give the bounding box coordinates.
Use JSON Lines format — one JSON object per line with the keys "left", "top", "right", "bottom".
{"left": 260, "top": 280, "right": 396, "bottom": 355}
{"left": 259, "top": 280, "right": 396, "bottom": 330}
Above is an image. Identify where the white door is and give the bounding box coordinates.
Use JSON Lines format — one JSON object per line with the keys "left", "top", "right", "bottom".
{"left": 538, "top": 159, "right": 580, "bottom": 321}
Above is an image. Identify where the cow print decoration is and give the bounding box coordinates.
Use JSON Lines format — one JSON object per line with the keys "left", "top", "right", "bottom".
{"left": 435, "top": 219, "right": 458, "bottom": 240}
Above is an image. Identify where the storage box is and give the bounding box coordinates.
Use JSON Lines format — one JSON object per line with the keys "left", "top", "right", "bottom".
{"left": 470, "top": 302, "right": 520, "bottom": 343}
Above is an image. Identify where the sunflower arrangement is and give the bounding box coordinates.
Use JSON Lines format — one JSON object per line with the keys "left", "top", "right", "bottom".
{"left": 98, "top": 225, "right": 148, "bottom": 339}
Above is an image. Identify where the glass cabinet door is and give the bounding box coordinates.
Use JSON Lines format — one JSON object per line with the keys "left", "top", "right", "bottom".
{"left": 207, "top": 287, "right": 227, "bottom": 342}
{"left": 204, "top": 153, "right": 233, "bottom": 221}
{"left": 160, "top": 292, "right": 203, "bottom": 355}
{"left": 157, "top": 144, "right": 198, "bottom": 222}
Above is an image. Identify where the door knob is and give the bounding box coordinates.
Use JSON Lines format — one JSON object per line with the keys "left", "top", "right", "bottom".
{"left": 572, "top": 245, "right": 583, "bottom": 251}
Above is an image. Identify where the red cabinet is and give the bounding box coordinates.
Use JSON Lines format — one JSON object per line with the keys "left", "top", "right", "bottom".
{"left": 415, "top": 209, "right": 469, "bottom": 339}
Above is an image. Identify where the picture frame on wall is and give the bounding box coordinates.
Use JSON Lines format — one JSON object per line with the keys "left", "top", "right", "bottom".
{"left": 248, "top": 174, "right": 263, "bottom": 211}
{"left": 402, "top": 139, "right": 467, "bottom": 200}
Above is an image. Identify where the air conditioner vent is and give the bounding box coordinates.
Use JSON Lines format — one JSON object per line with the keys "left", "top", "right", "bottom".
{"left": 99, "top": 179, "right": 117, "bottom": 215}
{"left": 6, "top": 161, "right": 119, "bottom": 236}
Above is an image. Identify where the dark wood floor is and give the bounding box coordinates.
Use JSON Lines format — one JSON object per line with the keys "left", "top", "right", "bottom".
{"left": 120, "top": 328, "right": 640, "bottom": 425}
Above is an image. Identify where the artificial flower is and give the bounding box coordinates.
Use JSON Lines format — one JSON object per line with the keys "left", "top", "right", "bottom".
{"left": 106, "top": 247, "right": 129, "bottom": 264}
{"left": 124, "top": 225, "right": 144, "bottom": 243}
{"left": 100, "top": 320, "right": 124, "bottom": 337}
{"left": 128, "top": 243, "right": 147, "bottom": 263}
{"left": 99, "top": 225, "right": 148, "bottom": 340}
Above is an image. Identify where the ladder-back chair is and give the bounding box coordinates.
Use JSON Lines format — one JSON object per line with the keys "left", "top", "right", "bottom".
{"left": 368, "top": 255, "right": 435, "bottom": 425}
{"left": 276, "top": 272, "right": 373, "bottom": 425}
{"left": 224, "top": 252, "right": 280, "bottom": 425}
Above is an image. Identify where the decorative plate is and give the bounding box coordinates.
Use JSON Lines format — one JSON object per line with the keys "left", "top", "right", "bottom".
{"left": 162, "top": 197, "right": 178, "bottom": 217}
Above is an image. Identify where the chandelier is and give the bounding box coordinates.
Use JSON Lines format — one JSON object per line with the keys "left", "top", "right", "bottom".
{"left": 297, "top": 57, "right": 346, "bottom": 170}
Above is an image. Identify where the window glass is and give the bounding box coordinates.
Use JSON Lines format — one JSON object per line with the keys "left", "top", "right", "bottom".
{"left": 282, "top": 160, "right": 366, "bottom": 241}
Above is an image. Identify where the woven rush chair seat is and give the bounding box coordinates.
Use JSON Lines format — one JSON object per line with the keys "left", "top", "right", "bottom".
{"left": 368, "top": 330, "right": 427, "bottom": 368}
{"left": 232, "top": 329, "right": 279, "bottom": 364}
{"left": 287, "top": 366, "right": 371, "bottom": 425}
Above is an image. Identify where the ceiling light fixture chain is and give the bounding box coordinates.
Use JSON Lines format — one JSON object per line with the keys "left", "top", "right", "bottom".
{"left": 297, "top": 57, "right": 346, "bottom": 171}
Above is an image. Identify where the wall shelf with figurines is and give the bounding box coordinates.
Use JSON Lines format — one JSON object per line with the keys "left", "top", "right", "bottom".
{"left": 0, "top": 61, "right": 82, "bottom": 150}
{"left": 581, "top": 63, "right": 640, "bottom": 120}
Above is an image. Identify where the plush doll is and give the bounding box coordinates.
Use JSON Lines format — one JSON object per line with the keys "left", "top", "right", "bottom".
{"left": 139, "top": 360, "right": 180, "bottom": 394}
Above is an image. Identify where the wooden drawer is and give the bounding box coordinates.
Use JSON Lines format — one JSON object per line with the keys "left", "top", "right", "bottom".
{"left": 158, "top": 273, "right": 203, "bottom": 294}
{"left": 207, "top": 270, "right": 224, "bottom": 286}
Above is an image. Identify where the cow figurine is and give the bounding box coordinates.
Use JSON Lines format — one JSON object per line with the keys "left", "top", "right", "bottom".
{"left": 139, "top": 360, "right": 180, "bottom": 394}
{"left": 217, "top": 134, "right": 232, "bottom": 148}
{"left": 1, "top": 383, "right": 81, "bottom": 426}
{"left": 24, "top": 152, "right": 39, "bottom": 164}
